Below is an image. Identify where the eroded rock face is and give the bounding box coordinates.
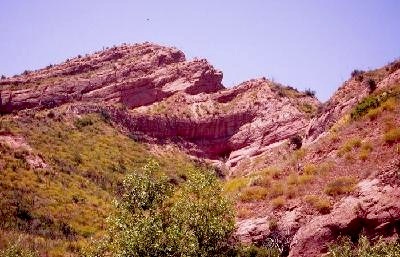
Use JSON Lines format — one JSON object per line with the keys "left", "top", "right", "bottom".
{"left": 0, "top": 43, "right": 223, "bottom": 113}
{"left": 0, "top": 43, "right": 319, "bottom": 170}
{"left": 289, "top": 178, "right": 400, "bottom": 257}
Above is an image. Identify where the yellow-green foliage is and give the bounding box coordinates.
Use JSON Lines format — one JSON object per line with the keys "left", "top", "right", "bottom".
{"left": 0, "top": 112, "right": 199, "bottom": 257}
{"left": 359, "top": 142, "right": 373, "bottom": 161}
{"left": 383, "top": 128, "right": 400, "bottom": 143}
{"left": 303, "top": 164, "right": 317, "bottom": 175}
{"left": 338, "top": 138, "right": 362, "bottom": 157}
{"left": 257, "top": 166, "right": 281, "bottom": 179}
{"left": 324, "top": 176, "right": 356, "bottom": 196}
{"left": 223, "top": 177, "right": 250, "bottom": 195}
{"left": 269, "top": 183, "right": 285, "bottom": 198}
{"left": 327, "top": 235, "right": 400, "bottom": 257}
{"left": 304, "top": 195, "right": 331, "bottom": 214}
{"left": 250, "top": 175, "right": 271, "bottom": 187}
{"left": 239, "top": 186, "right": 269, "bottom": 202}
{"left": 271, "top": 196, "right": 286, "bottom": 209}
{"left": 351, "top": 87, "right": 399, "bottom": 120}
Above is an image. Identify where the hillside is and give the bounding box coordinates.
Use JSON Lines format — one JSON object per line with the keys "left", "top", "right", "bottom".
{"left": 1, "top": 43, "right": 400, "bottom": 257}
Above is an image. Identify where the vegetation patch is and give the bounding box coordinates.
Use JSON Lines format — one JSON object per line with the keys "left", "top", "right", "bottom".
{"left": 324, "top": 176, "right": 356, "bottom": 196}
{"left": 350, "top": 87, "right": 399, "bottom": 120}
{"left": 327, "top": 235, "right": 400, "bottom": 257}
{"left": 304, "top": 195, "right": 331, "bottom": 214}
{"left": 383, "top": 128, "right": 400, "bottom": 144}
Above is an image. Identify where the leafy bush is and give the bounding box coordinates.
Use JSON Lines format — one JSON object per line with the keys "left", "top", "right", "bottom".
{"left": 365, "top": 78, "right": 377, "bottom": 92}
{"left": 351, "top": 69, "right": 364, "bottom": 80}
{"left": 383, "top": 128, "right": 400, "bottom": 144}
{"left": 304, "top": 88, "right": 316, "bottom": 97}
{"left": 0, "top": 240, "right": 39, "bottom": 257}
{"left": 327, "top": 235, "right": 400, "bottom": 257}
{"left": 234, "top": 245, "right": 280, "bottom": 257}
{"left": 96, "top": 161, "right": 235, "bottom": 257}
{"left": 324, "top": 177, "right": 356, "bottom": 196}
{"left": 351, "top": 96, "right": 380, "bottom": 119}
{"left": 74, "top": 117, "right": 94, "bottom": 129}
{"left": 289, "top": 134, "right": 302, "bottom": 150}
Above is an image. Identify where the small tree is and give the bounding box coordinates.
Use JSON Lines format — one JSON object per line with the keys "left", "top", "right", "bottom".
{"left": 365, "top": 78, "right": 376, "bottom": 92}
{"left": 91, "top": 160, "right": 235, "bottom": 257}
{"left": 304, "top": 88, "right": 316, "bottom": 97}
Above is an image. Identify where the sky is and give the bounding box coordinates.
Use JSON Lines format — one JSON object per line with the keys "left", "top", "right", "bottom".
{"left": 0, "top": 1, "right": 399, "bottom": 101}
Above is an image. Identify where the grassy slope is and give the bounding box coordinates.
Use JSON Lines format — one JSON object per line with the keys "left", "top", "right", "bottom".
{"left": 0, "top": 110, "right": 197, "bottom": 257}
{"left": 228, "top": 84, "right": 400, "bottom": 220}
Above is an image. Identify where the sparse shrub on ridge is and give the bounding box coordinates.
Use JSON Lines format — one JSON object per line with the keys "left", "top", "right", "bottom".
{"left": 351, "top": 69, "right": 365, "bottom": 81}
{"left": 304, "top": 88, "right": 316, "bottom": 97}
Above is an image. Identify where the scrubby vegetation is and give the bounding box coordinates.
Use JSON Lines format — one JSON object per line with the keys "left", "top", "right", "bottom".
{"left": 324, "top": 177, "right": 356, "bottom": 196}
{"left": 350, "top": 86, "right": 399, "bottom": 120}
{"left": 327, "top": 235, "right": 400, "bottom": 257}
{"left": 84, "top": 160, "right": 236, "bottom": 257}
{"left": 0, "top": 112, "right": 206, "bottom": 256}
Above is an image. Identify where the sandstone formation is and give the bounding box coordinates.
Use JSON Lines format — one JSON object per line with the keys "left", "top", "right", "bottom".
{"left": 0, "top": 43, "right": 319, "bottom": 170}
{"left": 1, "top": 43, "right": 400, "bottom": 257}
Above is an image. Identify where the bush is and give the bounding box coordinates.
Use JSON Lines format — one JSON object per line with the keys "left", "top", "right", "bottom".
{"left": 351, "top": 69, "right": 364, "bottom": 80}
{"left": 234, "top": 245, "right": 280, "bottom": 257}
{"left": 271, "top": 196, "right": 285, "bottom": 209}
{"left": 289, "top": 134, "right": 302, "bottom": 150}
{"left": 351, "top": 96, "right": 380, "bottom": 119}
{"left": 365, "top": 78, "right": 376, "bottom": 92}
{"left": 0, "top": 240, "right": 39, "bottom": 257}
{"left": 324, "top": 177, "right": 356, "bottom": 196}
{"left": 1, "top": 75, "right": 5, "bottom": 80}
{"left": 240, "top": 186, "right": 269, "bottom": 202}
{"left": 383, "top": 128, "right": 400, "bottom": 143}
{"left": 327, "top": 235, "right": 400, "bottom": 257}
{"left": 304, "top": 195, "right": 331, "bottom": 214}
{"left": 304, "top": 88, "right": 316, "bottom": 97}
{"left": 74, "top": 117, "right": 94, "bottom": 129}
{"left": 97, "top": 161, "right": 235, "bottom": 257}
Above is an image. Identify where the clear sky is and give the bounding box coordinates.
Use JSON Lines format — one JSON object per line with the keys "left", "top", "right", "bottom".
{"left": 0, "top": 1, "right": 399, "bottom": 101}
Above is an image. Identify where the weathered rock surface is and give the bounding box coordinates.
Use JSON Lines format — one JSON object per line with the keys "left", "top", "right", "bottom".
{"left": 0, "top": 43, "right": 319, "bottom": 170}
{"left": 289, "top": 178, "right": 400, "bottom": 257}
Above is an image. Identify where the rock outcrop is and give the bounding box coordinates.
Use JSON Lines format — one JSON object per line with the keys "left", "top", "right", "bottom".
{"left": 0, "top": 43, "right": 319, "bottom": 170}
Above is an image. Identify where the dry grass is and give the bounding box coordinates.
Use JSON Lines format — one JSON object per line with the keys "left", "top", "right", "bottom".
{"left": 239, "top": 186, "right": 269, "bottom": 202}
{"left": 0, "top": 112, "right": 200, "bottom": 257}
{"left": 383, "top": 128, "right": 400, "bottom": 144}
{"left": 271, "top": 196, "right": 286, "bottom": 209}
{"left": 304, "top": 195, "right": 332, "bottom": 214}
{"left": 324, "top": 176, "right": 356, "bottom": 196}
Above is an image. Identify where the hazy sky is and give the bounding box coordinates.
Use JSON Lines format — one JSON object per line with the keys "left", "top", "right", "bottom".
{"left": 0, "top": 1, "right": 399, "bottom": 101}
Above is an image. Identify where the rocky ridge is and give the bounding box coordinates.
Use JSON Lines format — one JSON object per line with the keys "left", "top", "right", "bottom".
{"left": 1, "top": 43, "right": 400, "bottom": 257}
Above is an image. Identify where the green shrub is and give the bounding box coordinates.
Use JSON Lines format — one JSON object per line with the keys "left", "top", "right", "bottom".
{"left": 95, "top": 161, "right": 235, "bottom": 257}
{"left": 234, "top": 245, "right": 280, "bottom": 257}
{"left": 351, "top": 96, "right": 380, "bottom": 119}
{"left": 327, "top": 235, "right": 400, "bottom": 257}
{"left": 74, "top": 117, "right": 94, "bottom": 128}
{"left": 0, "top": 240, "right": 39, "bottom": 257}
